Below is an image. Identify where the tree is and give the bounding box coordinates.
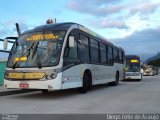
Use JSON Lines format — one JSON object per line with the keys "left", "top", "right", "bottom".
{"left": 148, "top": 58, "right": 160, "bottom": 67}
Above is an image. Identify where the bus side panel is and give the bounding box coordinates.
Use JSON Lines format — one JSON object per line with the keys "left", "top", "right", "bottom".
{"left": 62, "top": 65, "right": 81, "bottom": 89}
{"left": 116, "top": 63, "right": 125, "bottom": 80}
{"left": 91, "top": 65, "right": 114, "bottom": 85}
{"left": 62, "top": 63, "right": 116, "bottom": 89}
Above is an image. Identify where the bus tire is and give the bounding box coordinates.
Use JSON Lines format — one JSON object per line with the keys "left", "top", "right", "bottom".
{"left": 109, "top": 72, "right": 119, "bottom": 86}
{"left": 41, "top": 89, "right": 48, "bottom": 93}
{"left": 79, "top": 72, "right": 90, "bottom": 94}
{"left": 138, "top": 79, "right": 142, "bottom": 81}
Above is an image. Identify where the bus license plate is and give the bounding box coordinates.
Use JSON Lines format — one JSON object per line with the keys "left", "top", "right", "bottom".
{"left": 19, "top": 83, "right": 29, "bottom": 88}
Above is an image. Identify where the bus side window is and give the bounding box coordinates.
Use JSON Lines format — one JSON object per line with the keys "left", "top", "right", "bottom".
{"left": 122, "top": 51, "right": 125, "bottom": 63}
{"left": 78, "top": 34, "right": 90, "bottom": 63}
{"left": 90, "top": 39, "right": 99, "bottom": 64}
{"left": 119, "top": 51, "right": 124, "bottom": 63}
{"left": 113, "top": 48, "right": 119, "bottom": 63}
{"left": 108, "top": 46, "right": 113, "bottom": 65}
{"left": 100, "top": 43, "right": 107, "bottom": 64}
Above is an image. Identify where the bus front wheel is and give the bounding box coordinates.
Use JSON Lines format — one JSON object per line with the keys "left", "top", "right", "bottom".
{"left": 79, "top": 72, "right": 90, "bottom": 94}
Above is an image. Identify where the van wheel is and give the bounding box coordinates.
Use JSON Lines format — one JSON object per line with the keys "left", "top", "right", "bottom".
{"left": 79, "top": 72, "right": 89, "bottom": 94}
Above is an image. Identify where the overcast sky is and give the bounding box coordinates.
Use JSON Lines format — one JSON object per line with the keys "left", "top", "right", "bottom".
{"left": 0, "top": 0, "right": 160, "bottom": 61}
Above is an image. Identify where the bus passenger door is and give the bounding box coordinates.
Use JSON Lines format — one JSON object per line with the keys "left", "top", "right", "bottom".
{"left": 62, "top": 30, "right": 80, "bottom": 89}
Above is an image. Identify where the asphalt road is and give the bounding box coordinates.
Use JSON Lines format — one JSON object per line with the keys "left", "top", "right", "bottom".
{"left": 0, "top": 75, "right": 160, "bottom": 114}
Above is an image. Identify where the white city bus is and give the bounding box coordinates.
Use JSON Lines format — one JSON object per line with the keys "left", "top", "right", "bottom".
{"left": 125, "top": 55, "right": 142, "bottom": 81}
{"left": 4, "top": 22, "right": 125, "bottom": 93}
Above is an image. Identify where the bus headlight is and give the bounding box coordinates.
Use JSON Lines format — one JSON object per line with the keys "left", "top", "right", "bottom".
{"left": 50, "top": 73, "right": 58, "bottom": 79}
{"left": 45, "top": 72, "right": 58, "bottom": 80}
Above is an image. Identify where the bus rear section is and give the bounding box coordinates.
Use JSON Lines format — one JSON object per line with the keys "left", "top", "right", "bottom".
{"left": 125, "top": 55, "right": 142, "bottom": 81}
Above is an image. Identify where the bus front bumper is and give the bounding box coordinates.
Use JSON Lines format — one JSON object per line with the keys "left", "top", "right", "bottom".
{"left": 4, "top": 73, "right": 62, "bottom": 90}
{"left": 125, "top": 75, "right": 142, "bottom": 80}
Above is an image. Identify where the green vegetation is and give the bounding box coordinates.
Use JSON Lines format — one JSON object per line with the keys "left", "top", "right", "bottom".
{"left": 0, "top": 61, "right": 7, "bottom": 85}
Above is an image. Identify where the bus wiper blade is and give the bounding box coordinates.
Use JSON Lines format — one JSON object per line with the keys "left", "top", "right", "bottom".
{"left": 12, "top": 61, "right": 18, "bottom": 69}
{"left": 31, "top": 41, "right": 42, "bottom": 69}
{"left": 12, "top": 43, "right": 34, "bottom": 69}
{"left": 37, "top": 60, "right": 42, "bottom": 69}
{"left": 32, "top": 41, "right": 39, "bottom": 58}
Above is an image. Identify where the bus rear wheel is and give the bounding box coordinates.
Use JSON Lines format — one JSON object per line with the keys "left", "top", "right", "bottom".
{"left": 109, "top": 72, "right": 119, "bottom": 86}
{"left": 79, "top": 72, "right": 90, "bottom": 94}
{"left": 41, "top": 89, "right": 48, "bottom": 93}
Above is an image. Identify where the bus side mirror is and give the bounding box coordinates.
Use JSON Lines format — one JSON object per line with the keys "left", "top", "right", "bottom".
{"left": 3, "top": 39, "right": 8, "bottom": 50}
{"left": 69, "top": 36, "right": 75, "bottom": 48}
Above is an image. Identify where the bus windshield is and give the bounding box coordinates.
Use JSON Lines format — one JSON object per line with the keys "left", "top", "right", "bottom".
{"left": 7, "top": 30, "right": 66, "bottom": 68}
{"left": 126, "top": 61, "right": 140, "bottom": 72}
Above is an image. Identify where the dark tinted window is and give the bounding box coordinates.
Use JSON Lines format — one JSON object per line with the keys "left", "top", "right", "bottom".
{"left": 113, "top": 48, "right": 119, "bottom": 63}
{"left": 100, "top": 43, "right": 106, "bottom": 64}
{"left": 108, "top": 46, "right": 113, "bottom": 65}
{"left": 119, "top": 51, "right": 124, "bottom": 63}
{"left": 78, "top": 34, "right": 89, "bottom": 63}
{"left": 90, "top": 39, "right": 99, "bottom": 63}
